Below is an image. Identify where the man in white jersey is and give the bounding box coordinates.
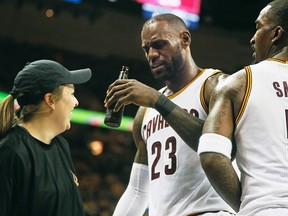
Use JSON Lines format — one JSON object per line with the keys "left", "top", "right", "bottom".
{"left": 105, "top": 14, "right": 236, "bottom": 216}
{"left": 198, "top": 0, "right": 288, "bottom": 215}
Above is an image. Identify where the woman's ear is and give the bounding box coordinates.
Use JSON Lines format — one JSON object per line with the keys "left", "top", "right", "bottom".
{"left": 44, "top": 93, "right": 55, "bottom": 109}
{"left": 181, "top": 31, "right": 191, "bottom": 48}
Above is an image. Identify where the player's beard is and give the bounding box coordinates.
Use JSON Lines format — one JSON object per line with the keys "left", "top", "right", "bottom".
{"left": 154, "top": 50, "right": 183, "bottom": 83}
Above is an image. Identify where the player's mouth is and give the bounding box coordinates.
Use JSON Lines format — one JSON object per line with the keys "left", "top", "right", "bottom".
{"left": 151, "top": 64, "right": 164, "bottom": 74}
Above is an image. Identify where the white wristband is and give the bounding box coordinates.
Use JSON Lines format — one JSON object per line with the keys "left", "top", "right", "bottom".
{"left": 198, "top": 133, "right": 232, "bottom": 159}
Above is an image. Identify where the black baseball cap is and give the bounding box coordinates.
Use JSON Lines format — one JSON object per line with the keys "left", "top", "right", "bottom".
{"left": 11, "top": 59, "right": 92, "bottom": 105}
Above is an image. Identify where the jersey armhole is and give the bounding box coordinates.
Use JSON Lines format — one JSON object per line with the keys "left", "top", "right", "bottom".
{"left": 200, "top": 69, "right": 222, "bottom": 114}
{"left": 235, "top": 66, "right": 252, "bottom": 125}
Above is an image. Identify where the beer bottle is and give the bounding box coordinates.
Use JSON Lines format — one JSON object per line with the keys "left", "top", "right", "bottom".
{"left": 104, "top": 66, "right": 129, "bottom": 127}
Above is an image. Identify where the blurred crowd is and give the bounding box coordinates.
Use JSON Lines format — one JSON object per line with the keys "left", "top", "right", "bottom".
{"left": 69, "top": 126, "right": 136, "bottom": 216}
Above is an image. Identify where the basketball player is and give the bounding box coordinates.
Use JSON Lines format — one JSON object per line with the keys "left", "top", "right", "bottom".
{"left": 198, "top": 0, "right": 288, "bottom": 215}
{"left": 105, "top": 14, "right": 235, "bottom": 216}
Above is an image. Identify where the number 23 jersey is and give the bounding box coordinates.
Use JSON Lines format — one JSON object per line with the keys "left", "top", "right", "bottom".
{"left": 141, "top": 69, "right": 234, "bottom": 216}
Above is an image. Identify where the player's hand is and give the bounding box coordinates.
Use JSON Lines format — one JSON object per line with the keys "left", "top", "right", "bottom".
{"left": 104, "top": 79, "right": 161, "bottom": 111}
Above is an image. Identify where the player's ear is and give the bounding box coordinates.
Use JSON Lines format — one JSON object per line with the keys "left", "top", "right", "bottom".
{"left": 272, "top": 26, "right": 285, "bottom": 44}
{"left": 180, "top": 31, "right": 191, "bottom": 48}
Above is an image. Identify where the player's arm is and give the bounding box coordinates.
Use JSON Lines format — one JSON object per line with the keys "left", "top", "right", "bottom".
{"left": 153, "top": 72, "right": 230, "bottom": 153}
{"left": 198, "top": 73, "right": 245, "bottom": 212}
{"left": 203, "top": 72, "right": 229, "bottom": 106}
{"left": 155, "top": 100, "right": 204, "bottom": 151}
{"left": 113, "top": 107, "right": 149, "bottom": 216}
{"left": 104, "top": 79, "right": 204, "bottom": 151}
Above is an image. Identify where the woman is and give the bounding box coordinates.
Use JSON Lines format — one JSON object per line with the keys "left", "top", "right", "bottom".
{"left": 0, "top": 59, "right": 92, "bottom": 216}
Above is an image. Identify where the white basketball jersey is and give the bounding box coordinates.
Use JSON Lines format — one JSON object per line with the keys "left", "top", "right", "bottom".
{"left": 235, "top": 59, "right": 288, "bottom": 216}
{"left": 142, "top": 69, "right": 234, "bottom": 216}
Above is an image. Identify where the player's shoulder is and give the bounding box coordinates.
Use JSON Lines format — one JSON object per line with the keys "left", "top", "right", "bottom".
{"left": 215, "top": 69, "right": 247, "bottom": 98}
{"left": 204, "top": 68, "right": 228, "bottom": 85}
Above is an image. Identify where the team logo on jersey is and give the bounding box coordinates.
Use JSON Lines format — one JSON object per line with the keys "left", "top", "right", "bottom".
{"left": 70, "top": 170, "right": 79, "bottom": 186}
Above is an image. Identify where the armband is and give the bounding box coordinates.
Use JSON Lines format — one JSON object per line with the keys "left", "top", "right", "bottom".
{"left": 154, "top": 94, "right": 176, "bottom": 117}
{"left": 198, "top": 133, "right": 232, "bottom": 159}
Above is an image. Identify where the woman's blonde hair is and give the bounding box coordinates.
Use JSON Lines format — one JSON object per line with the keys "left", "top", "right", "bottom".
{"left": 0, "top": 86, "right": 64, "bottom": 138}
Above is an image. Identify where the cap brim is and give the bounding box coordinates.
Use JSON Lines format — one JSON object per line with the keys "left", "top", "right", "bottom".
{"left": 67, "top": 68, "right": 92, "bottom": 84}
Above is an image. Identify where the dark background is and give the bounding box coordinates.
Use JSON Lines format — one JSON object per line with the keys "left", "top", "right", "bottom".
{"left": 0, "top": 0, "right": 271, "bottom": 215}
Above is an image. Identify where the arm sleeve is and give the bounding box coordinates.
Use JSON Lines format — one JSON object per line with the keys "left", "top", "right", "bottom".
{"left": 113, "top": 163, "right": 149, "bottom": 216}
